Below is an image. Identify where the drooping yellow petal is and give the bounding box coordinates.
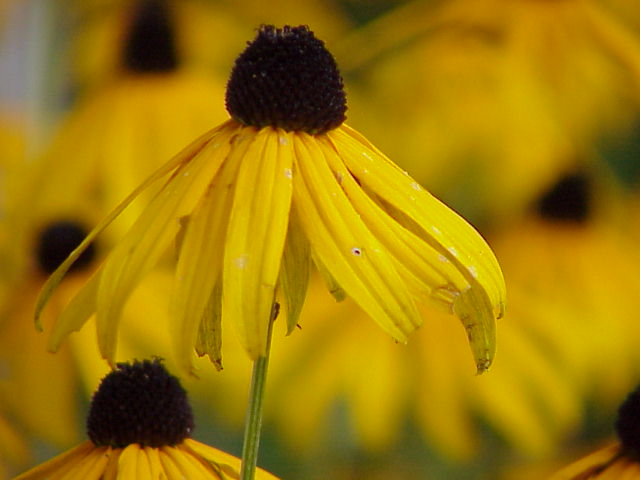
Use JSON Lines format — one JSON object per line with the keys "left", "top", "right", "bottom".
{"left": 280, "top": 204, "right": 311, "bottom": 334}
{"left": 223, "top": 127, "right": 294, "bottom": 358}
{"left": 34, "top": 126, "right": 220, "bottom": 330}
{"left": 333, "top": 124, "right": 505, "bottom": 315}
{"left": 329, "top": 125, "right": 505, "bottom": 371}
{"left": 292, "top": 132, "right": 422, "bottom": 342}
{"left": 317, "top": 135, "right": 467, "bottom": 307}
{"left": 96, "top": 123, "right": 240, "bottom": 361}
{"left": 48, "top": 270, "right": 101, "bottom": 353}
{"left": 195, "top": 282, "right": 223, "bottom": 371}
{"left": 171, "top": 131, "right": 246, "bottom": 373}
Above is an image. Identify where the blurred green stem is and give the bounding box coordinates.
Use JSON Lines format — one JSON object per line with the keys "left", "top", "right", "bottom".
{"left": 240, "top": 305, "right": 277, "bottom": 480}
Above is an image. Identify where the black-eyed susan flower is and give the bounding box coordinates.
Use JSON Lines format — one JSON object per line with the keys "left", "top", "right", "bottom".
{"left": 494, "top": 169, "right": 640, "bottom": 406}
{"left": 340, "top": 0, "right": 640, "bottom": 221}
{"left": 13, "top": 359, "right": 279, "bottom": 480}
{"left": 549, "top": 385, "right": 640, "bottom": 479}
{"left": 38, "top": 25, "right": 505, "bottom": 375}
{"left": 24, "top": 0, "right": 227, "bottom": 237}
{"left": 236, "top": 168, "right": 639, "bottom": 463}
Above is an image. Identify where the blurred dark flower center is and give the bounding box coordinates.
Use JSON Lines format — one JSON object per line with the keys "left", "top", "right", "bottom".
{"left": 35, "top": 220, "right": 95, "bottom": 274}
{"left": 123, "top": 0, "right": 179, "bottom": 73}
{"left": 616, "top": 385, "right": 640, "bottom": 459}
{"left": 535, "top": 172, "right": 591, "bottom": 223}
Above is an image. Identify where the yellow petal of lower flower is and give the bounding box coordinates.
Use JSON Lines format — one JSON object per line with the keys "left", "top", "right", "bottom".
{"left": 549, "top": 444, "right": 620, "bottom": 480}
{"left": 163, "top": 446, "right": 215, "bottom": 480}
{"left": 117, "top": 444, "right": 140, "bottom": 480}
{"left": 183, "top": 438, "right": 280, "bottom": 480}
{"left": 293, "top": 132, "right": 422, "bottom": 342}
{"left": 96, "top": 125, "right": 237, "bottom": 361}
{"left": 64, "top": 445, "right": 110, "bottom": 480}
{"left": 223, "top": 128, "right": 293, "bottom": 358}
{"left": 134, "top": 447, "right": 154, "bottom": 480}
{"left": 143, "top": 447, "right": 164, "bottom": 480}
{"left": 13, "top": 442, "right": 95, "bottom": 480}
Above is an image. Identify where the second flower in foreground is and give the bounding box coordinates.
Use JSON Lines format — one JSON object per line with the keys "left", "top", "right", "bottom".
{"left": 38, "top": 25, "right": 506, "bottom": 373}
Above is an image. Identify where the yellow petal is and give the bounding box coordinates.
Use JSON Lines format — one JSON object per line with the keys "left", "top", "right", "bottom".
{"left": 117, "top": 444, "right": 140, "bottom": 479}
{"left": 171, "top": 132, "right": 244, "bottom": 373}
{"left": 223, "top": 128, "right": 293, "bottom": 358}
{"left": 329, "top": 125, "right": 505, "bottom": 371}
{"left": 143, "top": 447, "right": 164, "bottom": 480}
{"left": 48, "top": 270, "right": 100, "bottom": 353}
{"left": 548, "top": 444, "right": 621, "bottom": 480}
{"left": 165, "top": 446, "right": 217, "bottom": 480}
{"left": 316, "top": 135, "right": 466, "bottom": 307}
{"left": 292, "top": 132, "right": 422, "bottom": 342}
{"left": 13, "top": 441, "right": 95, "bottom": 480}
{"left": 34, "top": 125, "right": 220, "bottom": 331}
{"left": 311, "top": 252, "right": 347, "bottom": 302}
{"left": 96, "top": 124, "right": 239, "bottom": 362}
{"left": 158, "top": 448, "right": 185, "bottom": 479}
{"left": 280, "top": 204, "right": 311, "bottom": 333}
{"left": 195, "top": 282, "right": 224, "bottom": 371}
{"left": 183, "top": 439, "right": 282, "bottom": 480}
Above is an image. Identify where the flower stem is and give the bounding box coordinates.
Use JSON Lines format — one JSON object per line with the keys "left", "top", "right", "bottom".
{"left": 240, "top": 305, "right": 277, "bottom": 480}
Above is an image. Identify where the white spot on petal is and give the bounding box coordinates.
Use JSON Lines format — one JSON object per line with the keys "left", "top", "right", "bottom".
{"left": 351, "top": 247, "right": 363, "bottom": 257}
{"left": 284, "top": 168, "right": 292, "bottom": 179}
{"left": 183, "top": 172, "right": 190, "bottom": 176}
{"left": 279, "top": 135, "right": 288, "bottom": 146}
{"left": 362, "top": 151, "right": 373, "bottom": 161}
{"left": 448, "top": 247, "right": 458, "bottom": 257}
{"left": 468, "top": 265, "right": 478, "bottom": 279}
{"left": 410, "top": 182, "right": 421, "bottom": 191}
{"left": 363, "top": 168, "right": 369, "bottom": 174}
{"left": 233, "top": 254, "right": 249, "bottom": 269}
{"left": 438, "top": 254, "right": 448, "bottom": 263}
{"left": 431, "top": 226, "right": 442, "bottom": 235}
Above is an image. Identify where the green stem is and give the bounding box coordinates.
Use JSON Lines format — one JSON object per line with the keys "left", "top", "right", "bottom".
{"left": 240, "top": 309, "right": 276, "bottom": 480}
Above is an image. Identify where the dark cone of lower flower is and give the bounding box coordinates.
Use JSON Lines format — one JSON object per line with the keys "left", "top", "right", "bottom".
{"left": 87, "top": 359, "right": 194, "bottom": 448}
{"left": 123, "top": 0, "right": 178, "bottom": 73}
{"left": 36, "top": 220, "right": 96, "bottom": 275}
{"left": 226, "top": 25, "right": 347, "bottom": 134}
{"left": 535, "top": 172, "right": 591, "bottom": 223}
{"left": 616, "top": 385, "right": 640, "bottom": 459}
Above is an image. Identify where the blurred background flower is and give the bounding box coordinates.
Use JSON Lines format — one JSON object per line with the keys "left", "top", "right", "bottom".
{"left": 2, "top": 0, "right": 640, "bottom": 479}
